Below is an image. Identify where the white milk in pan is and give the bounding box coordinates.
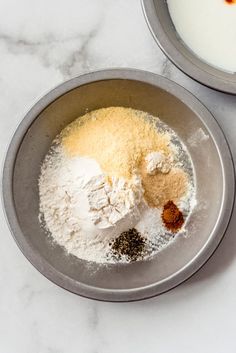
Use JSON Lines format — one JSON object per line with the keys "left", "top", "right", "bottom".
{"left": 167, "top": 0, "right": 236, "bottom": 73}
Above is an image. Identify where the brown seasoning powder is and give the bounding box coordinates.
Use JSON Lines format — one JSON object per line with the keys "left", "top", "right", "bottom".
{"left": 140, "top": 159, "right": 188, "bottom": 207}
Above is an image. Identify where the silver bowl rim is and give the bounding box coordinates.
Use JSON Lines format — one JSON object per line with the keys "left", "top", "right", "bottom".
{"left": 2, "top": 68, "right": 235, "bottom": 302}
{"left": 142, "top": 0, "right": 236, "bottom": 95}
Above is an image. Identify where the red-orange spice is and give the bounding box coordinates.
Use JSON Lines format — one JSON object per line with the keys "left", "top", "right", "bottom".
{"left": 162, "top": 200, "right": 184, "bottom": 233}
{"left": 225, "top": 0, "right": 236, "bottom": 4}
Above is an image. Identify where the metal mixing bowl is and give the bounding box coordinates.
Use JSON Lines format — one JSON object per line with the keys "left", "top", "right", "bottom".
{"left": 2, "top": 69, "right": 235, "bottom": 301}
{"left": 142, "top": 0, "right": 236, "bottom": 94}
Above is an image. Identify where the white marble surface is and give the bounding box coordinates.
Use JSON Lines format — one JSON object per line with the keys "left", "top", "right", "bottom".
{"left": 1, "top": 0, "right": 236, "bottom": 352}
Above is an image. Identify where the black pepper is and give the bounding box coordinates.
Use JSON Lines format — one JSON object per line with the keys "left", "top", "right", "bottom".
{"left": 110, "top": 228, "right": 146, "bottom": 262}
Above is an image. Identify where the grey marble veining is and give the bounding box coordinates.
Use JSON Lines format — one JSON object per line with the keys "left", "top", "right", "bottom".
{"left": 1, "top": 0, "right": 236, "bottom": 352}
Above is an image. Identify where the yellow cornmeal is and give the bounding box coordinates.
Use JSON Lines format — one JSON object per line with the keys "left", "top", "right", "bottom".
{"left": 62, "top": 107, "right": 171, "bottom": 179}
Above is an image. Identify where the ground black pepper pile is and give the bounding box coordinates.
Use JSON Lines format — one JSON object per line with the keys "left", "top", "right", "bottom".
{"left": 110, "top": 228, "right": 146, "bottom": 262}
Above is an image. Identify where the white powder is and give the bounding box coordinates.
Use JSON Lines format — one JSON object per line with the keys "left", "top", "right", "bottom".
{"left": 39, "top": 146, "right": 145, "bottom": 263}
{"left": 145, "top": 151, "right": 172, "bottom": 174}
{"left": 136, "top": 207, "right": 174, "bottom": 254}
{"left": 85, "top": 174, "right": 143, "bottom": 229}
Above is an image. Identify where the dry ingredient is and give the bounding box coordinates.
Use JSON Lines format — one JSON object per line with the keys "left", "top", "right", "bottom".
{"left": 62, "top": 107, "right": 171, "bottom": 179}
{"left": 39, "top": 107, "right": 196, "bottom": 264}
{"left": 85, "top": 174, "right": 143, "bottom": 229}
{"left": 110, "top": 228, "right": 146, "bottom": 262}
{"left": 135, "top": 207, "right": 174, "bottom": 252}
{"left": 162, "top": 201, "right": 184, "bottom": 232}
{"left": 145, "top": 151, "right": 172, "bottom": 175}
{"left": 140, "top": 163, "right": 188, "bottom": 208}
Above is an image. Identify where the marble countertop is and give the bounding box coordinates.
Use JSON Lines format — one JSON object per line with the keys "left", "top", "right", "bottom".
{"left": 1, "top": 0, "right": 236, "bottom": 352}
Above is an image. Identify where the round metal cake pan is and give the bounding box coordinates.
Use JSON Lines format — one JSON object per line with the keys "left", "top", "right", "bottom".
{"left": 2, "top": 69, "right": 235, "bottom": 301}
{"left": 142, "top": 0, "right": 236, "bottom": 94}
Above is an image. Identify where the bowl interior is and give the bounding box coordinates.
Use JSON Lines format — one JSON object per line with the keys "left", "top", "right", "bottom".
{"left": 11, "top": 78, "right": 224, "bottom": 295}
{"left": 144, "top": 0, "right": 236, "bottom": 93}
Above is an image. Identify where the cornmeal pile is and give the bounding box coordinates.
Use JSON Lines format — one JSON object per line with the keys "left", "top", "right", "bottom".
{"left": 62, "top": 107, "right": 171, "bottom": 179}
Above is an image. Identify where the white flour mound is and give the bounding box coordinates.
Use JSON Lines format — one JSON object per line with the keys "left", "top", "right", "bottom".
{"left": 85, "top": 174, "right": 143, "bottom": 229}
{"left": 39, "top": 146, "right": 145, "bottom": 263}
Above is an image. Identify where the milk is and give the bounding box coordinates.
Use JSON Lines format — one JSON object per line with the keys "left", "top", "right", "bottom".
{"left": 167, "top": 0, "right": 236, "bottom": 73}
